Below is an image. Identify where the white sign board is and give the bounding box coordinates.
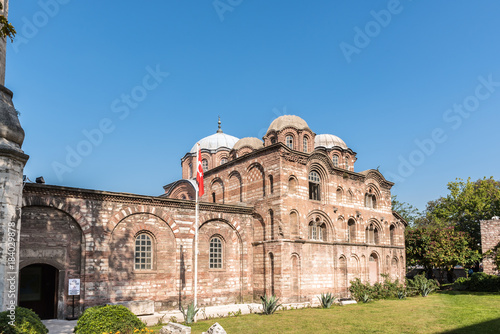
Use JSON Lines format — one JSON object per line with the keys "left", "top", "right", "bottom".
{"left": 68, "top": 279, "right": 80, "bottom": 296}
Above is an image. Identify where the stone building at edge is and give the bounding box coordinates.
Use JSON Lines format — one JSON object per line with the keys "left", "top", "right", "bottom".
{"left": 18, "top": 115, "right": 407, "bottom": 319}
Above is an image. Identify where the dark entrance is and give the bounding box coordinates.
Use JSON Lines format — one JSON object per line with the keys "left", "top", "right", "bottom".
{"left": 19, "top": 264, "right": 58, "bottom": 319}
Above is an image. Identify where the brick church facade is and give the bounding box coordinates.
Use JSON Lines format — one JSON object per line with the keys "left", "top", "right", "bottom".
{"left": 18, "top": 115, "right": 407, "bottom": 319}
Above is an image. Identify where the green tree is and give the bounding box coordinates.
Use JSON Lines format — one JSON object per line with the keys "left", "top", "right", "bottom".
{"left": 0, "top": 2, "right": 16, "bottom": 41}
{"left": 405, "top": 225, "right": 481, "bottom": 281}
{"left": 391, "top": 195, "right": 420, "bottom": 226}
{"left": 425, "top": 177, "right": 500, "bottom": 249}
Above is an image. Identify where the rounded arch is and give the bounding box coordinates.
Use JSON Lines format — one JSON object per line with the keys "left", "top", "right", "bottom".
{"left": 284, "top": 131, "right": 296, "bottom": 150}
{"left": 288, "top": 175, "right": 298, "bottom": 195}
{"left": 337, "top": 255, "right": 348, "bottom": 297}
{"left": 210, "top": 177, "right": 225, "bottom": 204}
{"left": 368, "top": 251, "right": 380, "bottom": 284}
{"left": 306, "top": 210, "right": 335, "bottom": 241}
{"left": 246, "top": 162, "right": 266, "bottom": 197}
{"left": 108, "top": 206, "right": 179, "bottom": 237}
{"left": 228, "top": 170, "right": 243, "bottom": 202}
{"left": 365, "top": 219, "right": 383, "bottom": 244}
{"left": 290, "top": 252, "right": 301, "bottom": 302}
{"left": 198, "top": 218, "right": 243, "bottom": 245}
{"left": 289, "top": 209, "right": 300, "bottom": 239}
{"left": 22, "top": 196, "right": 91, "bottom": 238}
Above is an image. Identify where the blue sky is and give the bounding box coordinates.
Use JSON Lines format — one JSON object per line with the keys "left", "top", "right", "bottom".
{"left": 6, "top": 1, "right": 500, "bottom": 211}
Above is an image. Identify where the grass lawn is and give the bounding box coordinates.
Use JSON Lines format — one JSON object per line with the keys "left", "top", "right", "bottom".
{"left": 148, "top": 292, "right": 500, "bottom": 333}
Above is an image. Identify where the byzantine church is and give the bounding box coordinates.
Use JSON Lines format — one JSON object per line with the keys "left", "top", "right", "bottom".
{"left": 18, "top": 115, "right": 406, "bottom": 319}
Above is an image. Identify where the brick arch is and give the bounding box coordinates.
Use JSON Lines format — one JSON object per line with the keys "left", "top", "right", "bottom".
{"left": 22, "top": 196, "right": 90, "bottom": 239}
{"left": 306, "top": 209, "right": 336, "bottom": 241}
{"left": 107, "top": 206, "right": 179, "bottom": 237}
{"left": 246, "top": 162, "right": 266, "bottom": 197}
{"left": 193, "top": 215, "right": 243, "bottom": 244}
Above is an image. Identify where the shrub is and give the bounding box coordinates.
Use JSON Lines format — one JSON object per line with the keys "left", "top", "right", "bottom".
{"left": 0, "top": 307, "right": 48, "bottom": 334}
{"left": 73, "top": 305, "right": 146, "bottom": 334}
{"left": 452, "top": 277, "right": 470, "bottom": 291}
{"left": 453, "top": 272, "right": 500, "bottom": 292}
{"left": 349, "top": 278, "right": 372, "bottom": 302}
{"left": 180, "top": 302, "right": 199, "bottom": 325}
{"left": 349, "top": 276, "right": 404, "bottom": 302}
{"left": 260, "top": 294, "right": 281, "bottom": 315}
{"left": 318, "top": 292, "right": 336, "bottom": 308}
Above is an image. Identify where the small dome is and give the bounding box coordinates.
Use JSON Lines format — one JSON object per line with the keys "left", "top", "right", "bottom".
{"left": 267, "top": 115, "right": 310, "bottom": 134}
{"left": 314, "top": 134, "right": 348, "bottom": 150}
{"left": 190, "top": 132, "right": 239, "bottom": 153}
{"left": 233, "top": 137, "right": 264, "bottom": 151}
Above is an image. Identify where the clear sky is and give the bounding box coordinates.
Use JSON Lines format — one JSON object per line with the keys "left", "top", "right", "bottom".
{"left": 6, "top": 1, "right": 500, "bottom": 211}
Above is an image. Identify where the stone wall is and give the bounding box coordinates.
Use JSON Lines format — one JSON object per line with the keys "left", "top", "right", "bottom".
{"left": 21, "top": 183, "right": 255, "bottom": 319}
{"left": 480, "top": 218, "right": 500, "bottom": 275}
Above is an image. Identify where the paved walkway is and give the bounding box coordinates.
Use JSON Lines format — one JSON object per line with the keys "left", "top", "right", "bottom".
{"left": 42, "top": 301, "right": 314, "bottom": 333}
{"left": 42, "top": 319, "right": 77, "bottom": 334}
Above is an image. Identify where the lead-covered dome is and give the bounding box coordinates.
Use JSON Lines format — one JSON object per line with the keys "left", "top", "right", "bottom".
{"left": 190, "top": 132, "right": 239, "bottom": 153}
{"left": 314, "top": 134, "right": 348, "bottom": 150}
{"left": 267, "top": 115, "right": 310, "bottom": 134}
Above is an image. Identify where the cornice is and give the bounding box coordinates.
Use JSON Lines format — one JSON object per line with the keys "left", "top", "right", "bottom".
{"left": 23, "top": 183, "right": 254, "bottom": 215}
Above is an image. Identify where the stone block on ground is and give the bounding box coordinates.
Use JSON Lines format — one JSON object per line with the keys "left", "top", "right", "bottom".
{"left": 110, "top": 300, "right": 154, "bottom": 315}
{"left": 160, "top": 322, "right": 191, "bottom": 334}
{"left": 203, "top": 322, "right": 226, "bottom": 334}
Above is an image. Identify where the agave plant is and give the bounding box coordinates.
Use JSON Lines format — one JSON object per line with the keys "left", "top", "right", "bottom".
{"left": 420, "top": 282, "right": 436, "bottom": 297}
{"left": 318, "top": 292, "right": 336, "bottom": 309}
{"left": 260, "top": 294, "right": 282, "bottom": 315}
{"left": 180, "top": 301, "right": 199, "bottom": 324}
{"left": 397, "top": 289, "right": 407, "bottom": 300}
{"left": 361, "top": 293, "right": 371, "bottom": 303}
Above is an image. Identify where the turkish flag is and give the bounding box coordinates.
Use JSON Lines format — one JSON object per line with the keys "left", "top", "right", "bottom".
{"left": 196, "top": 146, "right": 204, "bottom": 196}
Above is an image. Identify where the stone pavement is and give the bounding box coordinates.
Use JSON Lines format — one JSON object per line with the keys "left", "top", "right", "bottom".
{"left": 42, "top": 319, "right": 77, "bottom": 334}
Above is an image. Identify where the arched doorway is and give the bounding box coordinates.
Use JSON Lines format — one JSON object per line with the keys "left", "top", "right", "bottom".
{"left": 19, "top": 264, "right": 58, "bottom": 319}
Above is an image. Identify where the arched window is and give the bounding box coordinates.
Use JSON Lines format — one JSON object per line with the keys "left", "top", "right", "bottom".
{"left": 348, "top": 219, "right": 356, "bottom": 242}
{"left": 390, "top": 225, "right": 395, "bottom": 246}
{"left": 209, "top": 237, "right": 223, "bottom": 269}
{"left": 290, "top": 211, "right": 299, "bottom": 238}
{"left": 135, "top": 233, "right": 153, "bottom": 270}
{"left": 202, "top": 159, "right": 208, "bottom": 172}
{"left": 286, "top": 135, "right": 294, "bottom": 149}
{"left": 220, "top": 157, "right": 227, "bottom": 165}
{"left": 269, "top": 175, "right": 274, "bottom": 194}
{"left": 332, "top": 155, "right": 339, "bottom": 167}
{"left": 212, "top": 192, "right": 216, "bottom": 203}
{"left": 336, "top": 187, "right": 343, "bottom": 203}
{"left": 365, "top": 191, "right": 377, "bottom": 209}
{"left": 366, "top": 223, "right": 379, "bottom": 245}
{"left": 347, "top": 191, "right": 354, "bottom": 205}
{"left": 308, "top": 171, "right": 321, "bottom": 201}
{"left": 303, "top": 137, "right": 309, "bottom": 153}
{"left": 288, "top": 177, "right": 297, "bottom": 194}
{"left": 269, "top": 210, "right": 274, "bottom": 240}
{"left": 188, "top": 163, "right": 193, "bottom": 178}
{"left": 309, "top": 222, "right": 317, "bottom": 240}
{"left": 344, "top": 157, "right": 349, "bottom": 170}
{"left": 308, "top": 218, "right": 326, "bottom": 241}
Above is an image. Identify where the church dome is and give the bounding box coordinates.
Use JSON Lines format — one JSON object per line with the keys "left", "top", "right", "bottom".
{"left": 267, "top": 115, "right": 310, "bottom": 133}
{"left": 190, "top": 132, "right": 239, "bottom": 153}
{"left": 233, "top": 137, "right": 264, "bottom": 151}
{"left": 189, "top": 118, "right": 239, "bottom": 153}
{"left": 314, "top": 134, "right": 348, "bottom": 150}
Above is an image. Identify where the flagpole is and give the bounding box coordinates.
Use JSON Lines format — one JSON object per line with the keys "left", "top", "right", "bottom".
{"left": 194, "top": 143, "right": 200, "bottom": 321}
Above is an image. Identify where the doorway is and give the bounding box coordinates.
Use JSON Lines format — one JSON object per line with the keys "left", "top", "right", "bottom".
{"left": 19, "top": 264, "right": 58, "bottom": 319}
